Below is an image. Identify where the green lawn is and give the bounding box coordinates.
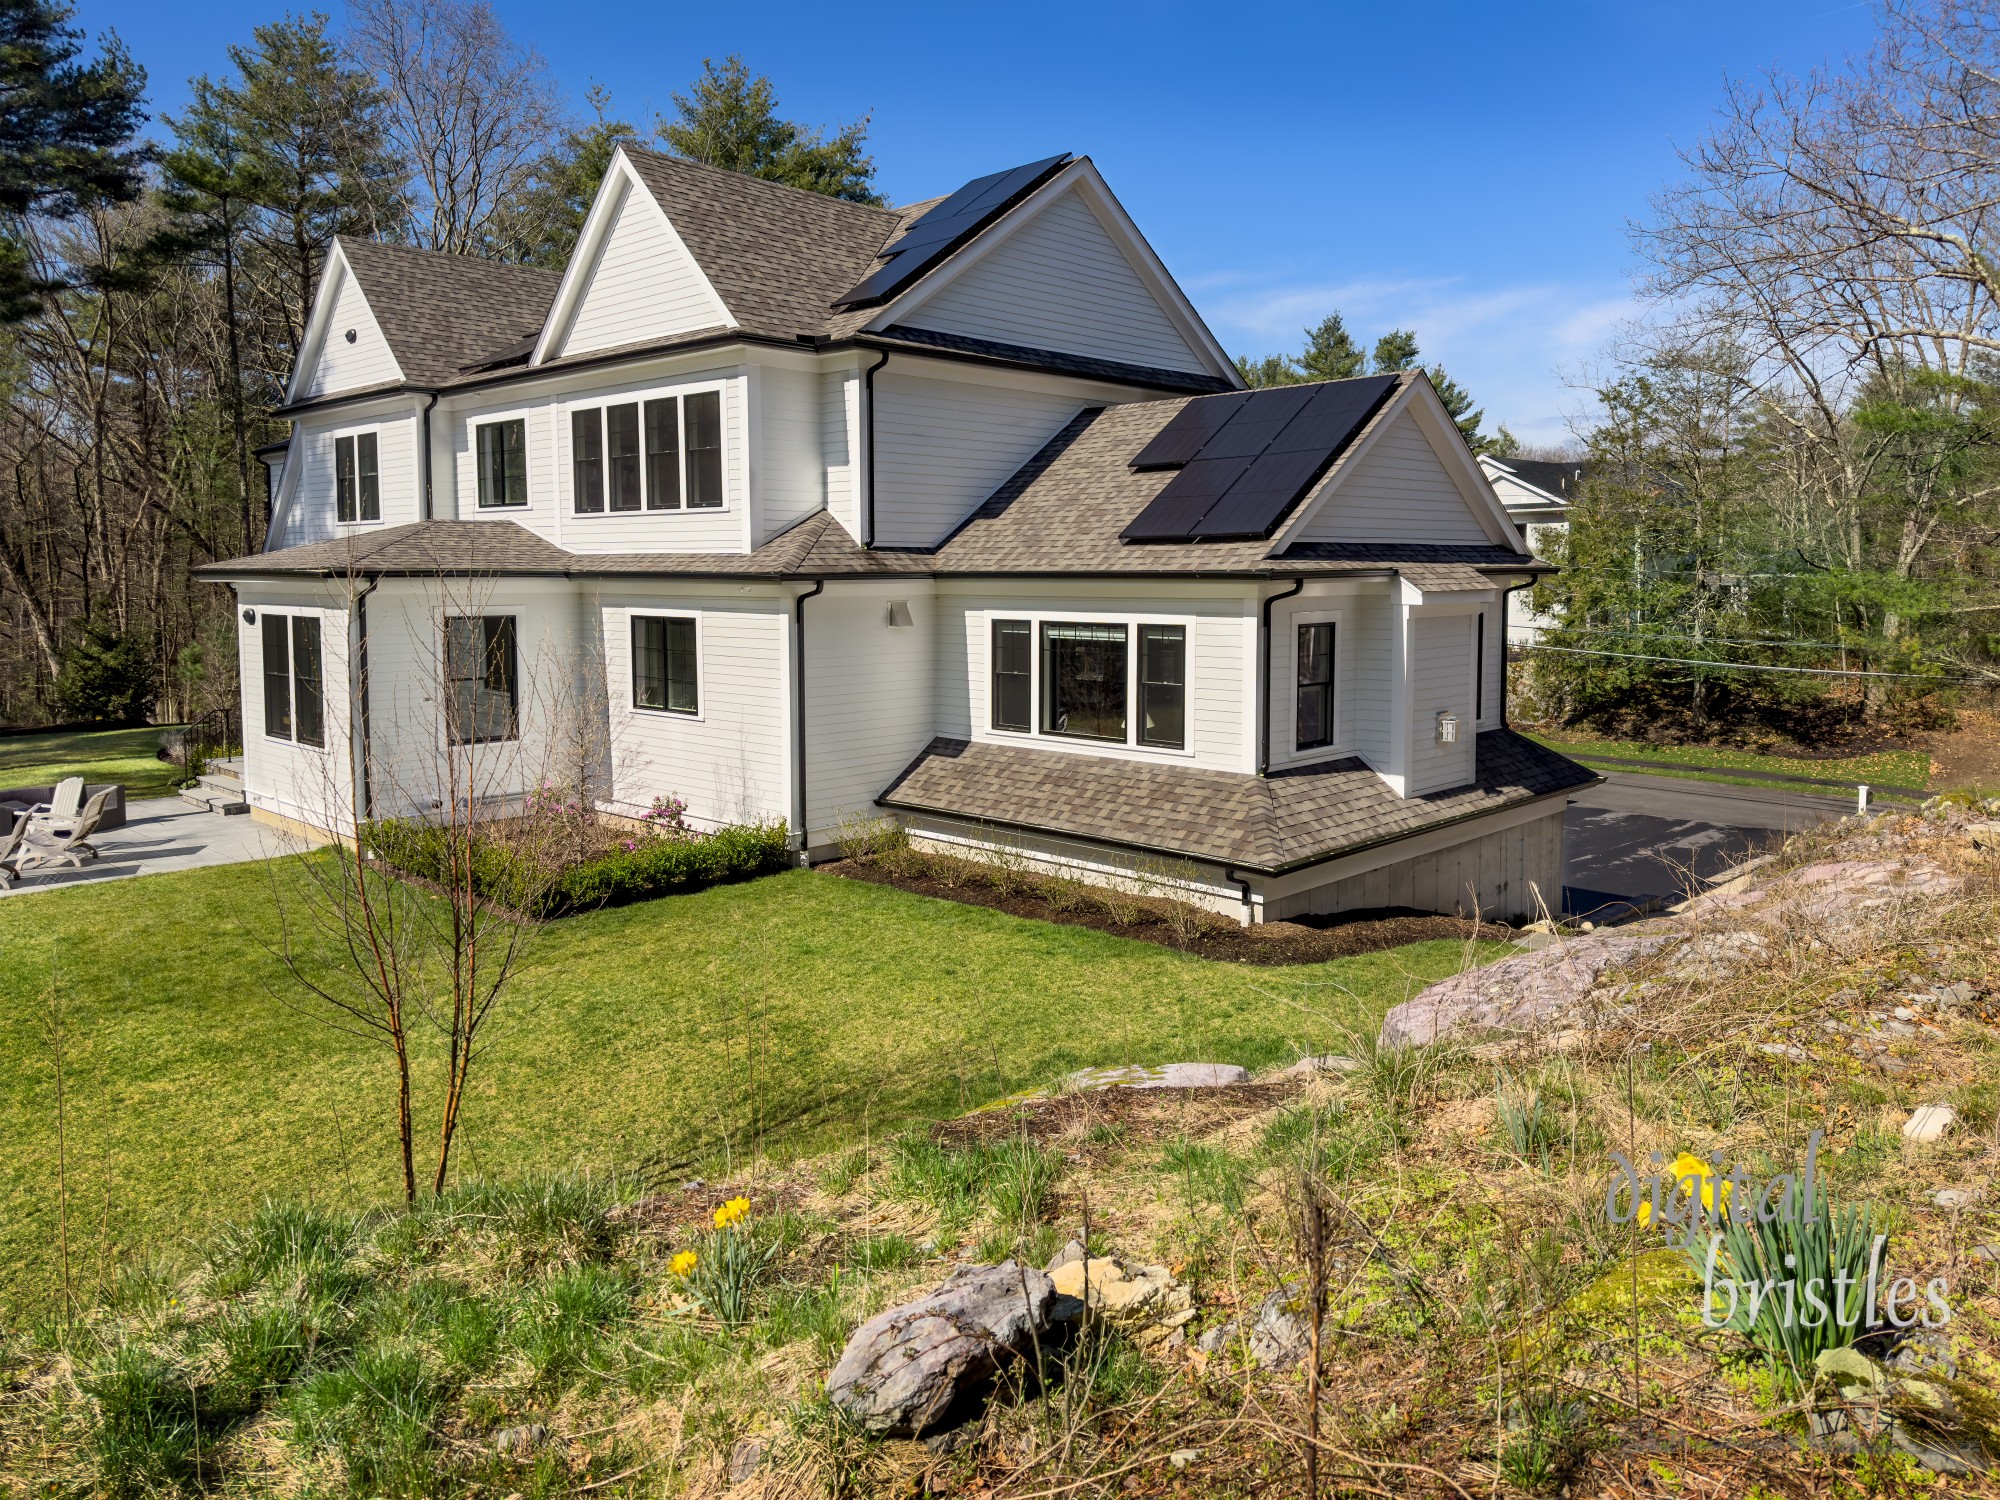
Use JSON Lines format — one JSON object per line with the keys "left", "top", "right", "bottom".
{"left": 1523, "top": 731, "right": 1931, "bottom": 791}
{"left": 0, "top": 724, "right": 185, "bottom": 800}
{"left": 0, "top": 861, "right": 1494, "bottom": 1320}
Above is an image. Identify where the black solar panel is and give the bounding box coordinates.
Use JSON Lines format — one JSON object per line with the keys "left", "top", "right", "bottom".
{"left": 1120, "top": 374, "right": 1399, "bottom": 542}
{"left": 831, "top": 154, "right": 1072, "bottom": 310}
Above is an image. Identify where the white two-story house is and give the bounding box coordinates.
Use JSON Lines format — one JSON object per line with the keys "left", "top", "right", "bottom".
{"left": 198, "top": 146, "right": 1594, "bottom": 925}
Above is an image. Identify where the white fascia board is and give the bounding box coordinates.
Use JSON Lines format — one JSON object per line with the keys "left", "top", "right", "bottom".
{"left": 530, "top": 148, "right": 736, "bottom": 367}
{"left": 1480, "top": 458, "right": 1574, "bottom": 512}
{"left": 285, "top": 241, "right": 405, "bottom": 406}
{"left": 862, "top": 158, "right": 1244, "bottom": 389}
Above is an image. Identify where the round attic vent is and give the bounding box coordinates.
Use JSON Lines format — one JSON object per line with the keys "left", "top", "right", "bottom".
{"left": 344, "top": 328, "right": 358, "bottom": 343}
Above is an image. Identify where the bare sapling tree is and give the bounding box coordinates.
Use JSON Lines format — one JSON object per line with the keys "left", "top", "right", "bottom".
{"left": 272, "top": 563, "right": 603, "bottom": 1202}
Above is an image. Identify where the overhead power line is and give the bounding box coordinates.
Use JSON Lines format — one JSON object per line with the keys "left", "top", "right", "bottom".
{"left": 1519, "top": 641, "right": 1990, "bottom": 683}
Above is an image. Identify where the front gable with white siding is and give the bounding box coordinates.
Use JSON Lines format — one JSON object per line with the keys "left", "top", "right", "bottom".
{"left": 203, "top": 146, "right": 1592, "bottom": 927}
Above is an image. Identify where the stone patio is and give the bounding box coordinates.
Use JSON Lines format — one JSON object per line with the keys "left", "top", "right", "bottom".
{"left": 2, "top": 797, "right": 301, "bottom": 896}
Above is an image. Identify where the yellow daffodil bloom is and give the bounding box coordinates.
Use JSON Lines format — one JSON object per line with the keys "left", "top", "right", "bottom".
{"left": 713, "top": 1196, "right": 751, "bottom": 1230}
{"left": 670, "top": 1250, "right": 698, "bottom": 1277}
{"left": 1637, "top": 1152, "right": 1732, "bottom": 1226}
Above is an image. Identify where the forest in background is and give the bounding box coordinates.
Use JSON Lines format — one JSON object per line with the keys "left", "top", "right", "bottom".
{"left": 10, "top": 0, "right": 2000, "bottom": 751}
{"left": 0, "top": 0, "right": 877, "bottom": 727}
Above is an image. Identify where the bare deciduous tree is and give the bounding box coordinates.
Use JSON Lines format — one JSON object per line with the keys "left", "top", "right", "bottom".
{"left": 345, "top": 0, "right": 565, "bottom": 256}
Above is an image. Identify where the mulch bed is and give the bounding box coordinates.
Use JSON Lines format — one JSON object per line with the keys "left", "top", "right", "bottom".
{"left": 929, "top": 1081, "right": 1303, "bottom": 1157}
{"left": 824, "top": 859, "right": 1516, "bottom": 964}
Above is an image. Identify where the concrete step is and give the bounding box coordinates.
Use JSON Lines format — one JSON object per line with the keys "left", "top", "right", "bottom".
{"left": 202, "top": 759, "right": 245, "bottom": 790}
{"left": 180, "top": 785, "right": 249, "bottom": 816}
{"left": 196, "top": 770, "right": 244, "bottom": 795}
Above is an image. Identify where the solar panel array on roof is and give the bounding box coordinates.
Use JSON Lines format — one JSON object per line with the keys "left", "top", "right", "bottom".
{"left": 831, "top": 154, "right": 1072, "bottom": 310}
{"left": 1120, "top": 375, "right": 1400, "bottom": 542}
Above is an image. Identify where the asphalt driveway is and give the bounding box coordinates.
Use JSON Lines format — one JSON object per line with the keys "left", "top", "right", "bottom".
{"left": 1563, "top": 771, "right": 1857, "bottom": 920}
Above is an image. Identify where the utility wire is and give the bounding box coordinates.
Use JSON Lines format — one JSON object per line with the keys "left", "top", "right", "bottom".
{"left": 1519, "top": 641, "right": 1990, "bottom": 683}
{"left": 1549, "top": 623, "right": 1872, "bottom": 652}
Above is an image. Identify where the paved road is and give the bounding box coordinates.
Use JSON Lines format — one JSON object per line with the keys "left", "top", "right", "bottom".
{"left": 1563, "top": 771, "right": 1858, "bottom": 919}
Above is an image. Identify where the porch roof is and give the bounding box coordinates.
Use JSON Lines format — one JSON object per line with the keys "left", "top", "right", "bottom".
{"left": 876, "top": 729, "right": 1598, "bottom": 876}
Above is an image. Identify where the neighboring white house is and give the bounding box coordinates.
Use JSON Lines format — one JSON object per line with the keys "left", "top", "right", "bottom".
{"left": 1479, "top": 455, "right": 1586, "bottom": 643}
{"left": 198, "top": 146, "right": 1594, "bottom": 925}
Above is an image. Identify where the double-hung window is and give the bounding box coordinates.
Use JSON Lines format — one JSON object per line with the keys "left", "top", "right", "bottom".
{"left": 261, "top": 613, "right": 324, "bottom": 748}
{"left": 1296, "top": 621, "right": 1335, "bottom": 751}
{"left": 1041, "top": 623, "right": 1128, "bottom": 743}
{"left": 476, "top": 420, "right": 527, "bottom": 507}
{"left": 570, "top": 390, "right": 723, "bottom": 513}
{"left": 1137, "top": 626, "right": 1185, "bottom": 749}
{"left": 335, "top": 433, "right": 379, "bottom": 523}
{"left": 632, "top": 616, "right": 698, "bottom": 714}
{"left": 991, "top": 620, "right": 1031, "bottom": 732}
{"left": 445, "top": 616, "right": 518, "bottom": 744}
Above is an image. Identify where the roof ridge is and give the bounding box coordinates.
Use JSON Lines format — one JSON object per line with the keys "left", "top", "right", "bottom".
{"left": 621, "top": 143, "right": 901, "bottom": 225}
{"left": 334, "top": 234, "right": 561, "bottom": 278}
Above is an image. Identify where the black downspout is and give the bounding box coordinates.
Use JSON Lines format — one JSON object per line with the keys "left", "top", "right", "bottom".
{"left": 353, "top": 575, "right": 380, "bottom": 821}
{"left": 419, "top": 391, "right": 441, "bottom": 520}
{"left": 1257, "top": 578, "right": 1306, "bottom": 776}
{"left": 861, "top": 351, "right": 890, "bottom": 548}
{"left": 1225, "top": 866, "right": 1256, "bottom": 927}
{"left": 792, "top": 579, "right": 825, "bottom": 858}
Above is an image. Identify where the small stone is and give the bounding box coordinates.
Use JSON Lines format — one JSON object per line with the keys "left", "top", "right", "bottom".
{"left": 495, "top": 1424, "right": 549, "bottom": 1456}
{"left": 1884, "top": 1020, "right": 1918, "bottom": 1037}
{"left": 726, "top": 1437, "right": 764, "bottom": 1486}
{"left": 1935, "top": 1188, "right": 1978, "bottom": 1211}
{"left": 1757, "top": 1042, "right": 1810, "bottom": 1062}
{"left": 1973, "top": 1242, "right": 2000, "bottom": 1262}
{"left": 1894, "top": 1006, "right": 1917, "bottom": 1021}
{"left": 1062, "top": 1062, "right": 1249, "bottom": 1091}
{"left": 1045, "top": 1238, "right": 1086, "bottom": 1272}
{"left": 1168, "top": 1449, "right": 1199, "bottom": 1469}
{"left": 680, "top": 1178, "right": 705, "bottom": 1193}
{"left": 1904, "top": 1105, "right": 1957, "bottom": 1143}
{"left": 1966, "top": 820, "right": 2000, "bottom": 852}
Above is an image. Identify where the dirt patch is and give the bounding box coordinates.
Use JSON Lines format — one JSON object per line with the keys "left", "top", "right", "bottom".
{"left": 1919, "top": 706, "right": 2000, "bottom": 791}
{"left": 823, "top": 860, "right": 1514, "bottom": 965}
{"left": 929, "top": 1081, "right": 1302, "bottom": 1158}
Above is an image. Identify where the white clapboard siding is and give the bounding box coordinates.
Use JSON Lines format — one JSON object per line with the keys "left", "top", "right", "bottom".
{"left": 873, "top": 374, "right": 1084, "bottom": 547}
{"left": 937, "top": 588, "right": 1251, "bottom": 773}
{"left": 902, "top": 189, "right": 1207, "bottom": 374}
{"left": 756, "top": 365, "right": 824, "bottom": 543}
{"left": 1407, "top": 613, "right": 1475, "bottom": 794}
{"left": 277, "top": 414, "right": 418, "bottom": 547}
{"left": 236, "top": 587, "right": 354, "bottom": 832}
{"left": 1293, "top": 411, "right": 1492, "bottom": 544}
{"left": 599, "top": 597, "right": 790, "bottom": 829}
{"left": 557, "top": 178, "right": 728, "bottom": 358}
{"left": 802, "top": 585, "right": 936, "bottom": 841}
{"left": 301, "top": 271, "right": 401, "bottom": 398}
{"left": 1268, "top": 587, "right": 1393, "bottom": 771}
{"left": 822, "top": 371, "right": 858, "bottom": 541}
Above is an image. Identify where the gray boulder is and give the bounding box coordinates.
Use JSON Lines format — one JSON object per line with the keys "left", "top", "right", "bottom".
{"left": 1196, "top": 1286, "right": 1311, "bottom": 1370}
{"left": 1378, "top": 931, "right": 1668, "bottom": 1048}
{"left": 826, "top": 1261, "right": 1059, "bottom": 1437}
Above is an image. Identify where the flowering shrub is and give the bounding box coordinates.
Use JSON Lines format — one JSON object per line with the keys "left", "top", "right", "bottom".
{"left": 620, "top": 794, "right": 691, "bottom": 851}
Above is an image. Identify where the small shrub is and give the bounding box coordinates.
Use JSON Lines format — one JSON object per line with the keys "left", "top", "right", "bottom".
{"left": 1094, "top": 881, "right": 1146, "bottom": 927}
{"left": 834, "top": 813, "right": 906, "bottom": 864}
{"left": 1038, "top": 874, "right": 1091, "bottom": 914}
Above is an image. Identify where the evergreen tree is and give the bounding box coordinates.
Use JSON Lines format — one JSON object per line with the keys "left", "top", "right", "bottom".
{"left": 1370, "top": 328, "right": 1419, "bottom": 373}
{"left": 658, "top": 56, "right": 882, "bottom": 205}
{"left": 1427, "top": 364, "right": 1488, "bottom": 451}
{"left": 491, "top": 86, "right": 637, "bottom": 266}
{"left": 1297, "top": 312, "right": 1366, "bottom": 382}
{"left": 0, "top": 0, "right": 149, "bottom": 321}
{"left": 1234, "top": 352, "right": 1303, "bottom": 388}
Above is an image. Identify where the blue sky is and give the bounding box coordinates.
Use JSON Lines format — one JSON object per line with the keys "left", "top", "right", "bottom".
{"left": 86, "top": 0, "right": 1881, "bottom": 446}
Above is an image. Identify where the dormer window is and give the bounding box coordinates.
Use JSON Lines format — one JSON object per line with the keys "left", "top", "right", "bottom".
{"left": 571, "top": 389, "right": 723, "bottom": 513}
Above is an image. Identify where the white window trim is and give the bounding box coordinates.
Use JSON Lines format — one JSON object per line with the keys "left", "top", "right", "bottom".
{"left": 1271, "top": 607, "right": 1346, "bottom": 770}
{"left": 257, "top": 608, "right": 330, "bottom": 751}
{"left": 979, "top": 608, "right": 1198, "bottom": 761}
{"left": 563, "top": 377, "right": 733, "bottom": 517}
{"left": 627, "top": 610, "right": 705, "bottom": 722}
{"left": 472, "top": 413, "right": 536, "bottom": 512}
{"left": 333, "top": 426, "right": 387, "bottom": 529}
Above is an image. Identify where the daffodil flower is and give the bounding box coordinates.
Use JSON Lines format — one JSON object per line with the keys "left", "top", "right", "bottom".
{"left": 1637, "top": 1152, "right": 1732, "bottom": 1227}
{"left": 713, "top": 1197, "right": 750, "bottom": 1230}
{"left": 670, "top": 1250, "right": 698, "bottom": 1277}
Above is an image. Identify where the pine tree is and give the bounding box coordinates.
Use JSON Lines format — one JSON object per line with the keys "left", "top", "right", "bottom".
{"left": 1234, "top": 352, "right": 1303, "bottom": 388}
{"left": 659, "top": 56, "right": 882, "bottom": 205}
{"left": 1370, "top": 329, "right": 1419, "bottom": 373}
{"left": 1427, "top": 365, "right": 1489, "bottom": 451}
{"left": 0, "top": 0, "right": 149, "bottom": 321}
{"left": 491, "top": 86, "right": 638, "bottom": 267}
{"left": 1297, "top": 312, "right": 1366, "bottom": 382}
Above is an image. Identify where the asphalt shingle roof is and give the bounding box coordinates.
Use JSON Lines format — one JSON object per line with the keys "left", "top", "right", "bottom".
{"left": 335, "top": 238, "right": 561, "bottom": 387}
{"left": 878, "top": 730, "right": 1598, "bottom": 874}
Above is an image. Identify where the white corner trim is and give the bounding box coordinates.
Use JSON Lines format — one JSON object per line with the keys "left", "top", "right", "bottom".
{"left": 863, "top": 159, "right": 1243, "bottom": 387}
{"left": 531, "top": 149, "right": 736, "bottom": 367}
{"left": 286, "top": 242, "right": 406, "bottom": 406}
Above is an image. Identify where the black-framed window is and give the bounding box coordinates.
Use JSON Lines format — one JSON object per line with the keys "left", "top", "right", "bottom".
{"left": 1296, "top": 621, "right": 1335, "bottom": 751}
{"left": 607, "top": 402, "right": 641, "bottom": 511}
{"left": 476, "top": 419, "right": 527, "bottom": 507}
{"left": 1041, "top": 623, "right": 1127, "bottom": 742}
{"left": 571, "top": 409, "right": 603, "bottom": 513}
{"left": 445, "top": 615, "right": 518, "bottom": 744}
{"left": 644, "top": 397, "right": 680, "bottom": 510}
{"left": 685, "top": 389, "right": 723, "bottom": 509}
{"left": 335, "top": 433, "right": 379, "bottom": 523}
{"left": 261, "top": 613, "right": 324, "bottom": 747}
{"left": 632, "top": 615, "right": 698, "bottom": 714}
{"left": 1474, "top": 611, "right": 1486, "bottom": 721}
{"left": 1138, "top": 624, "right": 1185, "bottom": 749}
{"left": 991, "top": 619, "right": 1031, "bottom": 731}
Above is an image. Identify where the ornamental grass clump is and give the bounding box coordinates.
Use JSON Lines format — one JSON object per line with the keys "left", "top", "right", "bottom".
{"left": 674, "top": 1197, "right": 777, "bottom": 1329}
